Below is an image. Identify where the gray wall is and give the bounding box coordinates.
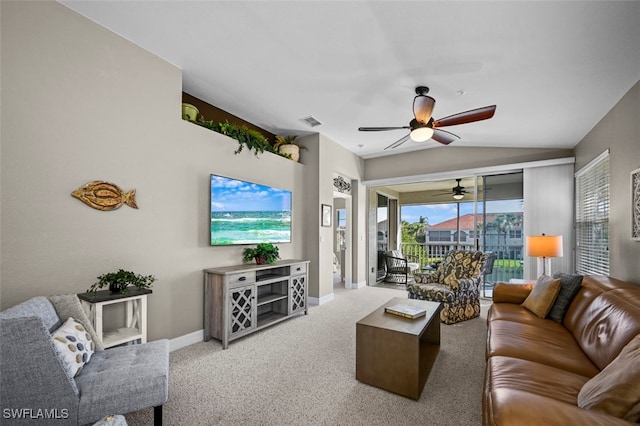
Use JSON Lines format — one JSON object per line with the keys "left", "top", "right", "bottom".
{"left": 1, "top": 2, "right": 366, "bottom": 343}
{"left": 574, "top": 80, "right": 640, "bottom": 283}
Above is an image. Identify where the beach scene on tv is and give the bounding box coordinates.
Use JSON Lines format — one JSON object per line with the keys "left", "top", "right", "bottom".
{"left": 210, "top": 175, "right": 292, "bottom": 246}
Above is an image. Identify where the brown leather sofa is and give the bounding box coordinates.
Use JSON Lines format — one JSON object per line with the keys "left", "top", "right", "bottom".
{"left": 483, "top": 275, "right": 640, "bottom": 425}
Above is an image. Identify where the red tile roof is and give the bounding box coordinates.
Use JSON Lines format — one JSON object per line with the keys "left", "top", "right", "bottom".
{"left": 428, "top": 213, "right": 522, "bottom": 230}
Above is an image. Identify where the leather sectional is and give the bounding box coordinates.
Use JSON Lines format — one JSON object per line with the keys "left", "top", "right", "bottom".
{"left": 483, "top": 275, "right": 640, "bottom": 425}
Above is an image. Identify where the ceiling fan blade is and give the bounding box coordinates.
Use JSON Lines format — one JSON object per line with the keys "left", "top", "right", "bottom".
{"left": 358, "top": 126, "right": 410, "bottom": 132}
{"left": 384, "top": 134, "right": 410, "bottom": 150}
{"left": 432, "top": 129, "right": 459, "bottom": 145}
{"left": 433, "top": 105, "right": 497, "bottom": 127}
{"left": 413, "top": 95, "right": 436, "bottom": 124}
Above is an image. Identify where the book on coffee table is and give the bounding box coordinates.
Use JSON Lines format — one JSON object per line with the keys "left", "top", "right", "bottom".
{"left": 384, "top": 304, "right": 427, "bottom": 319}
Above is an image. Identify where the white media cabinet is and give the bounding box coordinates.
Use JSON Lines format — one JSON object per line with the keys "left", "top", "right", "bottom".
{"left": 203, "top": 259, "right": 309, "bottom": 349}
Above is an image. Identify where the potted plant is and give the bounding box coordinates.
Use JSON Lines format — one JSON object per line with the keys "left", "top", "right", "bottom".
{"left": 242, "top": 243, "right": 280, "bottom": 265}
{"left": 274, "top": 135, "right": 306, "bottom": 162}
{"left": 181, "top": 103, "right": 199, "bottom": 121}
{"left": 87, "top": 269, "right": 157, "bottom": 294}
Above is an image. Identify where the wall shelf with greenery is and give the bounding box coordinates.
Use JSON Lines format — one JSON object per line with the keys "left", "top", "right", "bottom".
{"left": 193, "top": 119, "right": 274, "bottom": 156}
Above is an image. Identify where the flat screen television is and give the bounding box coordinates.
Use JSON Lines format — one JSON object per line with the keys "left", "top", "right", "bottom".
{"left": 210, "top": 174, "right": 292, "bottom": 246}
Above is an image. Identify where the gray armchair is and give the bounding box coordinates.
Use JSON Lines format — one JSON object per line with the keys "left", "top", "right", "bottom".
{"left": 0, "top": 295, "right": 169, "bottom": 425}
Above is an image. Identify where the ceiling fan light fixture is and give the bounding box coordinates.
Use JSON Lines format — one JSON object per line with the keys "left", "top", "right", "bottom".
{"left": 453, "top": 193, "right": 464, "bottom": 200}
{"left": 410, "top": 126, "right": 434, "bottom": 142}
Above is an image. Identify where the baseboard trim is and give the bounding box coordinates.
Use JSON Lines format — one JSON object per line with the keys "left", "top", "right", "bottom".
{"left": 351, "top": 280, "right": 366, "bottom": 289}
{"left": 308, "top": 293, "right": 335, "bottom": 306}
{"left": 169, "top": 329, "right": 203, "bottom": 352}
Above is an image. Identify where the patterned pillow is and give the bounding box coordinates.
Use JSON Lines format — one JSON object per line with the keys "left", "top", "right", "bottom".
{"left": 521, "top": 276, "right": 561, "bottom": 318}
{"left": 547, "top": 273, "right": 583, "bottom": 323}
{"left": 51, "top": 317, "right": 95, "bottom": 377}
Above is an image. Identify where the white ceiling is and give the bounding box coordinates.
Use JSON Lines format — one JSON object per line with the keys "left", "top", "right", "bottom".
{"left": 60, "top": 1, "right": 640, "bottom": 159}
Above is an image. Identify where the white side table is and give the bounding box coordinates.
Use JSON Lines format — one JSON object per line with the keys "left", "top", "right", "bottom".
{"left": 78, "top": 288, "right": 151, "bottom": 348}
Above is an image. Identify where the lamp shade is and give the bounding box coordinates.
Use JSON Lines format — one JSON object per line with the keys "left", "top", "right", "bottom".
{"left": 526, "top": 235, "right": 563, "bottom": 258}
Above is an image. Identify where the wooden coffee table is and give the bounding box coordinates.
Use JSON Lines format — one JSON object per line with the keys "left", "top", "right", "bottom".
{"left": 356, "top": 297, "right": 441, "bottom": 400}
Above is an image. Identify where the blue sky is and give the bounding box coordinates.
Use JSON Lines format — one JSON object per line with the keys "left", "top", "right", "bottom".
{"left": 210, "top": 175, "right": 291, "bottom": 212}
{"left": 400, "top": 200, "right": 523, "bottom": 226}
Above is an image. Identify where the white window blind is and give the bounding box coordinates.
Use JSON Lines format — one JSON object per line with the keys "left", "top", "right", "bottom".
{"left": 575, "top": 150, "right": 609, "bottom": 275}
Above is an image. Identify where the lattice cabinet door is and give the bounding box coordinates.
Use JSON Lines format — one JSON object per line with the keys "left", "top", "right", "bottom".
{"left": 228, "top": 284, "right": 256, "bottom": 338}
{"left": 289, "top": 275, "right": 307, "bottom": 315}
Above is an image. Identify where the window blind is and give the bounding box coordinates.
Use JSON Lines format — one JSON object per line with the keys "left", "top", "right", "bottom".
{"left": 575, "top": 150, "right": 609, "bottom": 275}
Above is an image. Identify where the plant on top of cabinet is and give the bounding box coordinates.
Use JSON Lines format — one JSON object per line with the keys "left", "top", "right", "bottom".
{"left": 194, "top": 119, "right": 273, "bottom": 156}
{"left": 87, "top": 269, "right": 156, "bottom": 294}
{"left": 274, "top": 135, "right": 306, "bottom": 162}
{"left": 242, "top": 243, "right": 280, "bottom": 265}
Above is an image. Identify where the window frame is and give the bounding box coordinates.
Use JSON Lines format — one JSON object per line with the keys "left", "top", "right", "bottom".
{"left": 575, "top": 150, "right": 610, "bottom": 275}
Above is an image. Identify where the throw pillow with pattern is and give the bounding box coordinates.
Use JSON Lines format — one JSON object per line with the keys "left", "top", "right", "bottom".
{"left": 51, "top": 316, "right": 95, "bottom": 377}
{"left": 547, "top": 273, "right": 583, "bottom": 323}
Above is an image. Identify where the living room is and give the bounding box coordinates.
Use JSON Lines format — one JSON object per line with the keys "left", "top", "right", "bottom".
{"left": 2, "top": 1, "right": 639, "bottom": 425}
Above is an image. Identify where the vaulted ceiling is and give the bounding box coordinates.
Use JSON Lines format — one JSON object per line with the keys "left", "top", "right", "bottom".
{"left": 60, "top": 1, "right": 640, "bottom": 159}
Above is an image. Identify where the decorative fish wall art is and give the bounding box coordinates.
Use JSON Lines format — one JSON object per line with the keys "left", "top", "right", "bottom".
{"left": 71, "top": 181, "right": 138, "bottom": 211}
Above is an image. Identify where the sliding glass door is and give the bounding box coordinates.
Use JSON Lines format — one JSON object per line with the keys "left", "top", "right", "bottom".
{"left": 478, "top": 172, "right": 524, "bottom": 297}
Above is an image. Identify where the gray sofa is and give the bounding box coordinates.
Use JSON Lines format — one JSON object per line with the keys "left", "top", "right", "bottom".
{"left": 0, "top": 295, "right": 169, "bottom": 425}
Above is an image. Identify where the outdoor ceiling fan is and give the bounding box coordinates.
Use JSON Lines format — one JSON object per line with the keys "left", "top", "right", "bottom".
{"left": 434, "top": 179, "right": 471, "bottom": 200}
{"left": 358, "top": 86, "right": 496, "bottom": 150}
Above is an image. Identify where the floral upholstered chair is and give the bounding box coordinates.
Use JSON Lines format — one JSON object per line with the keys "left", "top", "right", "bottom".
{"left": 407, "top": 250, "right": 489, "bottom": 324}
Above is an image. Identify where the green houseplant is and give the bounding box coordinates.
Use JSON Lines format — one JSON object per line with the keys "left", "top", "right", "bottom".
{"left": 194, "top": 119, "right": 273, "bottom": 156}
{"left": 274, "top": 135, "right": 306, "bottom": 162}
{"left": 242, "top": 243, "right": 280, "bottom": 265}
{"left": 87, "top": 269, "right": 156, "bottom": 294}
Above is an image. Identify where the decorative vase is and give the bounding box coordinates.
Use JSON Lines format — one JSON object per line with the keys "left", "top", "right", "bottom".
{"left": 181, "top": 103, "right": 199, "bottom": 121}
{"left": 255, "top": 256, "right": 268, "bottom": 265}
{"left": 278, "top": 145, "right": 300, "bottom": 162}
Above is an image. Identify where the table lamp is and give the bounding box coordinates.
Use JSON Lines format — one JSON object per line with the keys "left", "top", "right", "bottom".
{"left": 526, "top": 234, "right": 563, "bottom": 277}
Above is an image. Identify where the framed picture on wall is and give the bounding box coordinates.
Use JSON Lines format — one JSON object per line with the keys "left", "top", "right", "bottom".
{"left": 321, "top": 204, "right": 332, "bottom": 227}
{"left": 632, "top": 167, "right": 640, "bottom": 241}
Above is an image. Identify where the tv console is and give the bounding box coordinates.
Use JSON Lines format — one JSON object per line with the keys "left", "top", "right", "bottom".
{"left": 203, "top": 259, "right": 309, "bottom": 349}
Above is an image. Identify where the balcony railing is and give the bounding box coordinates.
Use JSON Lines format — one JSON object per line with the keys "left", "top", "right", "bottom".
{"left": 400, "top": 242, "right": 524, "bottom": 297}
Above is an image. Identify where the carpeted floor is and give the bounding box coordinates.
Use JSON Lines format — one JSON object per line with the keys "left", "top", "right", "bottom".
{"left": 126, "top": 285, "right": 491, "bottom": 426}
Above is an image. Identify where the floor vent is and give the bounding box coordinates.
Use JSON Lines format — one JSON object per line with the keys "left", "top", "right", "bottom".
{"left": 299, "top": 116, "right": 322, "bottom": 128}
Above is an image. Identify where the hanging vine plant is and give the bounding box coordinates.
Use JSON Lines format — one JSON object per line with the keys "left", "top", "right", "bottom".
{"left": 194, "top": 119, "right": 275, "bottom": 156}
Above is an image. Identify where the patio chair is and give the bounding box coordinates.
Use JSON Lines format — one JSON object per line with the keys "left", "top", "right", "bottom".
{"left": 407, "top": 249, "right": 489, "bottom": 324}
{"left": 481, "top": 251, "right": 497, "bottom": 297}
{"left": 383, "top": 250, "right": 420, "bottom": 284}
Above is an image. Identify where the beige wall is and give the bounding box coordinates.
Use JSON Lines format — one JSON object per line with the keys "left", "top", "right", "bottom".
{"left": 364, "top": 146, "right": 575, "bottom": 183}
{"left": 0, "top": 2, "right": 307, "bottom": 341}
{"left": 305, "top": 133, "right": 366, "bottom": 302}
{"left": 574, "top": 80, "right": 640, "bottom": 283}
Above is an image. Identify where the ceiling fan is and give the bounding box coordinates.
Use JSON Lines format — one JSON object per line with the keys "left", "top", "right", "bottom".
{"left": 358, "top": 86, "right": 496, "bottom": 150}
{"left": 434, "top": 179, "right": 471, "bottom": 200}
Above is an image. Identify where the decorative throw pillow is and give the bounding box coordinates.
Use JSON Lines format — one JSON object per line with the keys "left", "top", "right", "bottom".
{"left": 51, "top": 317, "right": 95, "bottom": 377}
{"left": 578, "top": 334, "right": 640, "bottom": 422}
{"left": 547, "top": 273, "right": 583, "bottom": 323}
{"left": 521, "top": 276, "right": 561, "bottom": 318}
